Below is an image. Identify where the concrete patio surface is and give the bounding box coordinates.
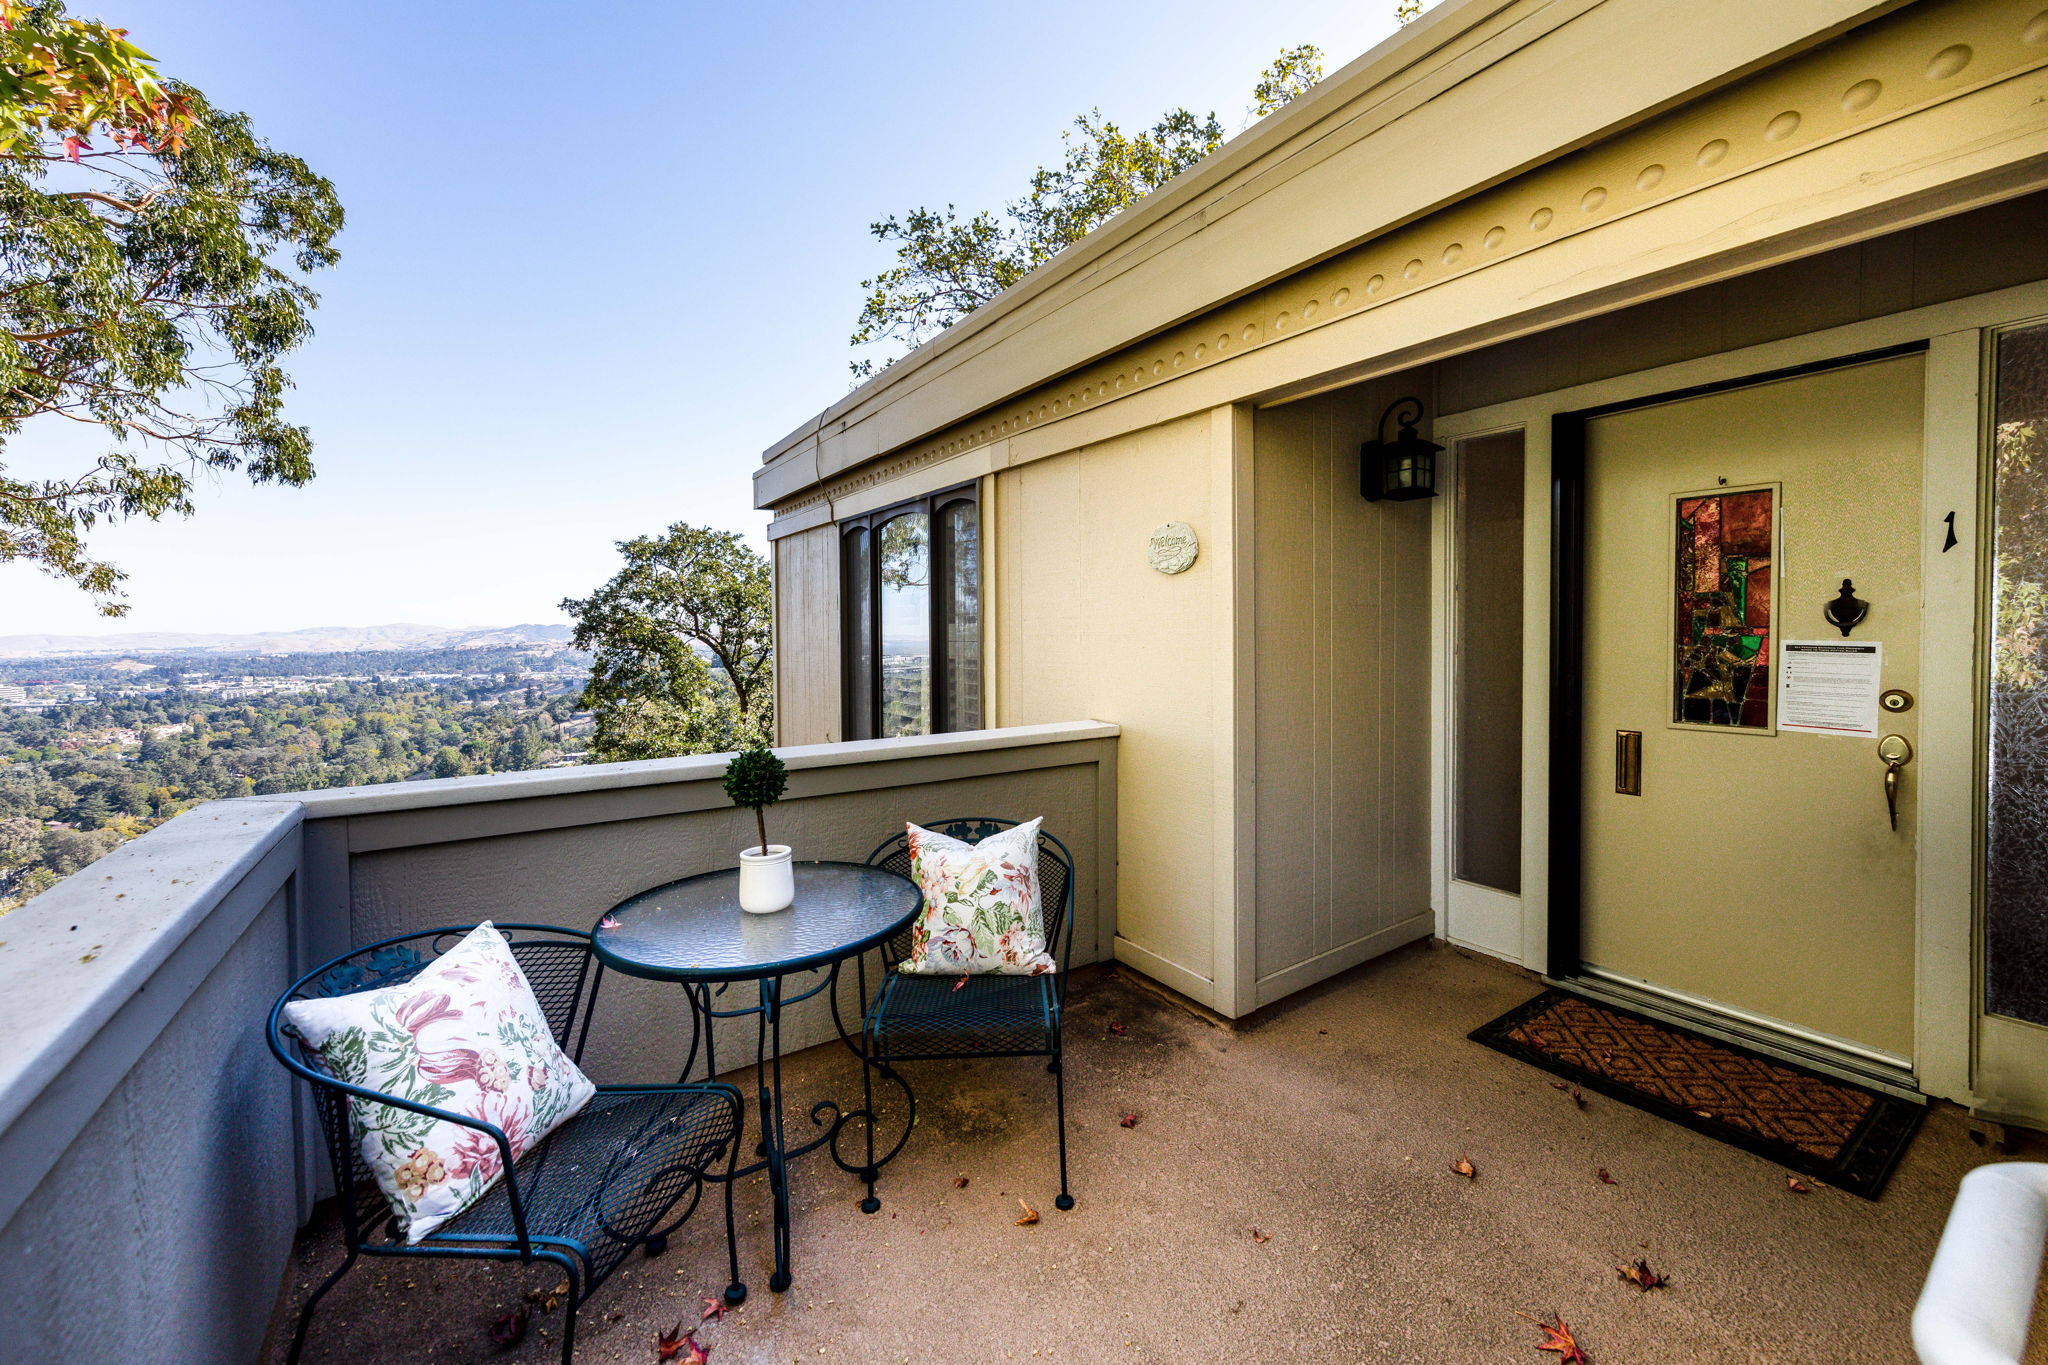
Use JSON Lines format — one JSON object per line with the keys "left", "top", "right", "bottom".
{"left": 260, "top": 941, "right": 2046, "bottom": 1364}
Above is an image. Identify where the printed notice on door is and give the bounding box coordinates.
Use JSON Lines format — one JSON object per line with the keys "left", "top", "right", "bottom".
{"left": 1777, "top": 640, "right": 1883, "bottom": 737}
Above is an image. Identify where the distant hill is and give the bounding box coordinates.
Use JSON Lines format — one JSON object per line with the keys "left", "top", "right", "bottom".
{"left": 0, "top": 623, "right": 576, "bottom": 659}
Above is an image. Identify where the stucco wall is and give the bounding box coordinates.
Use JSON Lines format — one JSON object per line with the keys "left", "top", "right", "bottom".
{"left": 1248, "top": 379, "right": 1435, "bottom": 1007}
{"left": 993, "top": 411, "right": 1236, "bottom": 1006}
{"left": 0, "top": 809, "right": 303, "bottom": 1365}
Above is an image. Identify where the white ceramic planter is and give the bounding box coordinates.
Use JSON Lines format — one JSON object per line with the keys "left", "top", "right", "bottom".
{"left": 737, "top": 844, "right": 795, "bottom": 914}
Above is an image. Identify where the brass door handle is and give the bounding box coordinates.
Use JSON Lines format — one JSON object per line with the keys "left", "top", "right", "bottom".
{"left": 1878, "top": 734, "right": 1914, "bottom": 831}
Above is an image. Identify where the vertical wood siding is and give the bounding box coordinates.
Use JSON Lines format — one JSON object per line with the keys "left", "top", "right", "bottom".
{"left": 1250, "top": 381, "right": 1433, "bottom": 1003}
{"left": 773, "top": 524, "right": 842, "bottom": 746}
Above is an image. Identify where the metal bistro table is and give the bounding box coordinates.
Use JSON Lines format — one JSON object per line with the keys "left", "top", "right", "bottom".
{"left": 591, "top": 861, "right": 921, "bottom": 1298}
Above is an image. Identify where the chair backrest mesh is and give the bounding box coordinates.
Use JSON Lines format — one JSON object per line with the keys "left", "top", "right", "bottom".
{"left": 869, "top": 819, "right": 1077, "bottom": 965}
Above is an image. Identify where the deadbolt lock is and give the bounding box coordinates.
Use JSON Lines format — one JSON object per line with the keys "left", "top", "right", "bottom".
{"left": 1880, "top": 689, "right": 1915, "bottom": 713}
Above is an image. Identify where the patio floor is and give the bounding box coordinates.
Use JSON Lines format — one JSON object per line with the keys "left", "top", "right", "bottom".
{"left": 261, "top": 940, "right": 2045, "bottom": 1364}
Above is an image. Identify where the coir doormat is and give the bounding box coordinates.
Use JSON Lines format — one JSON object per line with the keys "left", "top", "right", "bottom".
{"left": 1469, "top": 989, "right": 1924, "bottom": 1199}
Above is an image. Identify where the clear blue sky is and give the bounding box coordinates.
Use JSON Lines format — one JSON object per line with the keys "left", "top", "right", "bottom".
{"left": 3, "top": 0, "right": 1409, "bottom": 637}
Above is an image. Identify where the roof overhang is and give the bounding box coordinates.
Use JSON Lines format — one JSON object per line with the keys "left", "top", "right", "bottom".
{"left": 757, "top": 0, "right": 1908, "bottom": 509}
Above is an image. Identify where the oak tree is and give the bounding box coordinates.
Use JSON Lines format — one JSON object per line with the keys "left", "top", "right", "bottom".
{"left": 561, "top": 524, "right": 774, "bottom": 762}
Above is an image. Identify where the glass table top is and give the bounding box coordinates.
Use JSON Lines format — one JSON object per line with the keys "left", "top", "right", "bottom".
{"left": 591, "top": 860, "right": 921, "bottom": 981}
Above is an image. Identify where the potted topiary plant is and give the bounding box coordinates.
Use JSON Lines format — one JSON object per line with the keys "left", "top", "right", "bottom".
{"left": 724, "top": 744, "right": 792, "bottom": 914}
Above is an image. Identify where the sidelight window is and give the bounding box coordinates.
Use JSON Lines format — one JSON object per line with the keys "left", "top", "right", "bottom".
{"left": 1986, "top": 319, "right": 2048, "bottom": 1025}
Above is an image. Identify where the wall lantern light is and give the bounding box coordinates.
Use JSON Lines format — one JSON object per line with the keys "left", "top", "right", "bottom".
{"left": 1360, "top": 397, "right": 1441, "bottom": 502}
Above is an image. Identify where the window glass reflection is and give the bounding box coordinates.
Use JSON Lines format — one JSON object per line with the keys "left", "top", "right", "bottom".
{"left": 878, "top": 512, "right": 931, "bottom": 737}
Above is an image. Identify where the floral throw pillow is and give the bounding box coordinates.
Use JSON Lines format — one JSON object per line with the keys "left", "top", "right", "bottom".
{"left": 899, "top": 817, "right": 1057, "bottom": 976}
{"left": 282, "top": 922, "right": 596, "bottom": 1242}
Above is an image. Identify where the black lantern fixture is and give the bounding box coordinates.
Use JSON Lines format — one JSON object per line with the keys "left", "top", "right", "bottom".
{"left": 1360, "top": 397, "right": 1441, "bottom": 502}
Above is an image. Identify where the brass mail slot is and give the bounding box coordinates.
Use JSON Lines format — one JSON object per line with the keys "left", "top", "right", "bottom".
{"left": 1615, "top": 730, "right": 1642, "bottom": 796}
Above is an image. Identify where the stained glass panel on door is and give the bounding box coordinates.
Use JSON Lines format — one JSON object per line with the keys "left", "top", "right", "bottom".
{"left": 1673, "top": 486, "right": 1775, "bottom": 728}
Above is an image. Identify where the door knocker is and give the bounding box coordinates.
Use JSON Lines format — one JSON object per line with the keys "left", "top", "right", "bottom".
{"left": 1824, "top": 579, "right": 1868, "bottom": 637}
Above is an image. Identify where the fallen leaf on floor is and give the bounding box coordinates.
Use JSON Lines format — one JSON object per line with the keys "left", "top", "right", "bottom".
{"left": 656, "top": 1321, "right": 709, "bottom": 1362}
{"left": 1531, "top": 1032, "right": 1552, "bottom": 1048}
{"left": 1595, "top": 1168, "right": 1617, "bottom": 1185}
{"left": 953, "top": 1176, "right": 969, "bottom": 1188}
{"left": 488, "top": 1306, "right": 529, "bottom": 1349}
{"left": 952, "top": 976, "right": 968, "bottom": 992}
{"left": 524, "top": 1277, "right": 570, "bottom": 1313}
{"left": 1616, "top": 1258, "right": 1668, "bottom": 1291}
{"left": 1108, "top": 1022, "right": 1128, "bottom": 1036}
{"left": 1318, "top": 1028, "right": 1329, "bottom": 1035}
{"left": 1250, "top": 1228, "right": 1271, "bottom": 1244}
{"left": 1786, "top": 1176, "right": 1812, "bottom": 1194}
{"left": 1120, "top": 1112, "right": 1140, "bottom": 1128}
{"left": 1569, "top": 1086, "right": 1588, "bottom": 1110}
{"left": 1450, "top": 1156, "right": 1478, "bottom": 1180}
{"left": 1518, "top": 1312, "right": 1591, "bottom": 1363}
{"left": 700, "top": 1296, "right": 728, "bottom": 1322}
{"left": 1016, "top": 1199, "right": 1040, "bottom": 1226}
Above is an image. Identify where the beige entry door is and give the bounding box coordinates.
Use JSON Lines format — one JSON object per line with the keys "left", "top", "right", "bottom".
{"left": 1579, "top": 354, "right": 1924, "bottom": 1063}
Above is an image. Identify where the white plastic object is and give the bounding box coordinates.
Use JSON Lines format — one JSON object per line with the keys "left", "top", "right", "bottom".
{"left": 737, "top": 844, "right": 794, "bottom": 914}
{"left": 1914, "top": 1162, "right": 2048, "bottom": 1365}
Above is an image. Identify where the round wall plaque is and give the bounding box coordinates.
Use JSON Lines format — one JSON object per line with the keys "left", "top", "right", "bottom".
{"left": 1147, "top": 522, "right": 1199, "bottom": 575}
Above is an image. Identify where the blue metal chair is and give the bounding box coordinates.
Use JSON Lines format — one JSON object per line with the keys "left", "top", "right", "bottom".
{"left": 863, "top": 819, "right": 1079, "bottom": 1210}
{"left": 267, "top": 923, "right": 743, "bottom": 1365}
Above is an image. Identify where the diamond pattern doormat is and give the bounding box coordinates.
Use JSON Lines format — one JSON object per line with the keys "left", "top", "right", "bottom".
{"left": 1469, "top": 989, "right": 1924, "bottom": 1199}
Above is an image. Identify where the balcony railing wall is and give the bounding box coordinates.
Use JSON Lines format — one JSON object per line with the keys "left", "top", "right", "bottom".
{"left": 0, "top": 721, "right": 1117, "bottom": 1365}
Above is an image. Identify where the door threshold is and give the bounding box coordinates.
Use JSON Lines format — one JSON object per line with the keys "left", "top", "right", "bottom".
{"left": 1554, "top": 968, "right": 1923, "bottom": 1102}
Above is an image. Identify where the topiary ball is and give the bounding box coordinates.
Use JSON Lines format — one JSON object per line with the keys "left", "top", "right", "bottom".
{"left": 723, "top": 745, "right": 788, "bottom": 810}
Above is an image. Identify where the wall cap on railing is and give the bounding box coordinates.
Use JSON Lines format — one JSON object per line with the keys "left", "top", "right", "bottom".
{"left": 266, "top": 720, "right": 1121, "bottom": 819}
{"left": 0, "top": 800, "right": 303, "bottom": 1227}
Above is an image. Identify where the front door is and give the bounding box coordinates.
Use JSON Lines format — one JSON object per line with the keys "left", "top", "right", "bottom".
{"left": 1578, "top": 354, "right": 1925, "bottom": 1065}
